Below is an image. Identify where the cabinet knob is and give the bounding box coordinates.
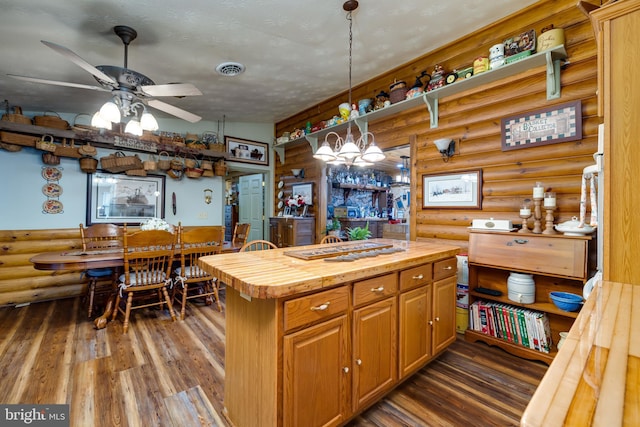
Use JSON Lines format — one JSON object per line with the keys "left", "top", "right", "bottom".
{"left": 428, "top": 320, "right": 433, "bottom": 325}
{"left": 513, "top": 238, "right": 529, "bottom": 245}
{"left": 370, "top": 286, "right": 384, "bottom": 293}
{"left": 356, "top": 359, "right": 362, "bottom": 366}
{"left": 343, "top": 367, "right": 349, "bottom": 373}
{"left": 310, "top": 302, "right": 330, "bottom": 311}
{"left": 435, "top": 317, "right": 440, "bottom": 322}
{"left": 412, "top": 274, "right": 424, "bottom": 280}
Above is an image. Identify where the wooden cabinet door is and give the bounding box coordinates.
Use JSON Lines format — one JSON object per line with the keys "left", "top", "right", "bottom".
{"left": 432, "top": 276, "right": 457, "bottom": 354}
{"left": 283, "top": 315, "right": 350, "bottom": 427}
{"left": 352, "top": 297, "right": 397, "bottom": 411}
{"left": 398, "top": 284, "right": 432, "bottom": 379}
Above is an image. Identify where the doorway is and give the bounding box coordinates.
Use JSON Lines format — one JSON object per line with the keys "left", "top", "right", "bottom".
{"left": 238, "top": 173, "right": 265, "bottom": 241}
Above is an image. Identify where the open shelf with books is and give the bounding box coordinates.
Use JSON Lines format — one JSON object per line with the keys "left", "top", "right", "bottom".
{"left": 465, "top": 230, "right": 595, "bottom": 365}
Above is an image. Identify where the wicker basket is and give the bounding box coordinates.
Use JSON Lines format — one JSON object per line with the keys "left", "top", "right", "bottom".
{"left": 34, "top": 112, "right": 70, "bottom": 129}
{"left": 185, "top": 133, "right": 207, "bottom": 150}
{"left": 214, "top": 160, "right": 227, "bottom": 176}
{"left": 125, "top": 168, "right": 147, "bottom": 177}
{"left": 79, "top": 157, "right": 98, "bottom": 174}
{"left": 185, "top": 167, "right": 204, "bottom": 179}
{"left": 42, "top": 152, "right": 60, "bottom": 165}
{"left": 201, "top": 159, "right": 213, "bottom": 170}
{"left": 208, "top": 143, "right": 226, "bottom": 153}
{"left": 202, "top": 169, "right": 214, "bottom": 177}
{"left": 72, "top": 113, "right": 99, "bottom": 133}
{"left": 78, "top": 142, "right": 97, "bottom": 156}
{"left": 184, "top": 155, "right": 199, "bottom": 169}
{"left": 35, "top": 135, "right": 57, "bottom": 152}
{"left": 1, "top": 106, "right": 31, "bottom": 124}
{"left": 141, "top": 131, "right": 160, "bottom": 143}
{"left": 54, "top": 139, "right": 81, "bottom": 158}
{"left": 157, "top": 151, "right": 171, "bottom": 171}
{"left": 170, "top": 154, "right": 184, "bottom": 171}
{"left": 0, "top": 142, "right": 22, "bottom": 152}
{"left": 100, "top": 151, "right": 143, "bottom": 173}
{"left": 143, "top": 154, "right": 157, "bottom": 171}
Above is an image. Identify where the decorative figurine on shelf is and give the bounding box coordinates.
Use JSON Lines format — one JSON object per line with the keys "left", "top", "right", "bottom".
{"left": 489, "top": 43, "right": 505, "bottom": 70}
{"left": 427, "top": 65, "right": 446, "bottom": 91}
{"left": 349, "top": 103, "right": 359, "bottom": 119}
{"left": 374, "top": 90, "right": 389, "bottom": 110}
{"left": 405, "top": 70, "right": 430, "bottom": 99}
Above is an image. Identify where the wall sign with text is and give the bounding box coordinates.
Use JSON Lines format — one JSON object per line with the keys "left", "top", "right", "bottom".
{"left": 501, "top": 100, "right": 582, "bottom": 151}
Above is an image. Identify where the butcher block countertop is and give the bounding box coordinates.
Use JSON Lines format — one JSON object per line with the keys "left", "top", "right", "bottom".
{"left": 198, "top": 238, "right": 460, "bottom": 299}
{"left": 521, "top": 280, "right": 639, "bottom": 426}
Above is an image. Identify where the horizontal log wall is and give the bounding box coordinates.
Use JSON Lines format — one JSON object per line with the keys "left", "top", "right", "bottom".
{"left": 275, "top": 0, "right": 599, "bottom": 245}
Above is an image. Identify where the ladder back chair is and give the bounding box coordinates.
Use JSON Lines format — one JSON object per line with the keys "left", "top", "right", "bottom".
{"left": 232, "top": 223, "right": 251, "bottom": 247}
{"left": 79, "top": 223, "right": 123, "bottom": 317}
{"left": 240, "top": 239, "right": 278, "bottom": 252}
{"left": 173, "top": 224, "right": 225, "bottom": 319}
{"left": 111, "top": 225, "right": 177, "bottom": 333}
{"left": 320, "top": 235, "right": 343, "bottom": 244}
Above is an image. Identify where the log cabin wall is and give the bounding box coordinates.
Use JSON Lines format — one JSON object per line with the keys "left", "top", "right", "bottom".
{"left": 275, "top": 0, "right": 599, "bottom": 246}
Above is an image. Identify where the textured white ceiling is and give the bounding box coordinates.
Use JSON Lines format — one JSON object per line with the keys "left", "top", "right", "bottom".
{"left": 0, "top": 0, "right": 536, "bottom": 125}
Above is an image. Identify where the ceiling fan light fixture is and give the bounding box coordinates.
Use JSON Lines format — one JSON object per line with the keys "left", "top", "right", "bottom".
{"left": 124, "top": 118, "right": 143, "bottom": 136}
{"left": 140, "top": 108, "right": 159, "bottom": 131}
{"left": 215, "top": 62, "right": 246, "bottom": 77}
{"left": 91, "top": 111, "right": 111, "bottom": 130}
{"left": 99, "top": 100, "right": 121, "bottom": 123}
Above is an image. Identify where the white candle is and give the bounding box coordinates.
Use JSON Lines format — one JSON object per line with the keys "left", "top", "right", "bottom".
{"left": 520, "top": 208, "right": 531, "bottom": 216}
{"left": 544, "top": 192, "right": 556, "bottom": 208}
{"left": 533, "top": 185, "right": 544, "bottom": 199}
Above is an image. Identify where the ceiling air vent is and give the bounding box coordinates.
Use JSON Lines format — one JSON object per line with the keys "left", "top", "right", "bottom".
{"left": 215, "top": 62, "right": 245, "bottom": 77}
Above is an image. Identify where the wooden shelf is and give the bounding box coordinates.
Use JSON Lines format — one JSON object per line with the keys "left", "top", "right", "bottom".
{"left": 465, "top": 329, "right": 555, "bottom": 365}
{"left": 273, "top": 44, "right": 568, "bottom": 163}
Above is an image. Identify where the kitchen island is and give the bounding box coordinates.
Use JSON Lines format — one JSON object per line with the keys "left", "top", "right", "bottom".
{"left": 199, "top": 238, "right": 460, "bottom": 427}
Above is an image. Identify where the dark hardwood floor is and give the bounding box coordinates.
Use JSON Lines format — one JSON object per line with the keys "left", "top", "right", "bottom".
{"left": 0, "top": 287, "right": 547, "bottom": 426}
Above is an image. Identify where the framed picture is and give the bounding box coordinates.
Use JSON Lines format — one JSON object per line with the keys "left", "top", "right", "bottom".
{"left": 225, "top": 136, "right": 269, "bottom": 165}
{"left": 86, "top": 171, "right": 166, "bottom": 225}
{"left": 292, "top": 182, "right": 313, "bottom": 205}
{"left": 501, "top": 100, "right": 582, "bottom": 151}
{"left": 422, "top": 170, "right": 482, "bottom": 209}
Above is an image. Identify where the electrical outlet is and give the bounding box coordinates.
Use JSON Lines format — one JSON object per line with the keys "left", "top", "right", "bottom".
{"left": 198, "top": 212, "right": 208, "bottom": 219}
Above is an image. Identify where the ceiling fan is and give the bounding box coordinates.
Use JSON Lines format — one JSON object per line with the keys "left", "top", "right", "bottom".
{"left": 8, "top": 25, "right": 202, "bottom": 123}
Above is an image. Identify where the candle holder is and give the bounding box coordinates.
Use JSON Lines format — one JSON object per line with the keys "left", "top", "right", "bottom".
{"left": 518, "top": 202, "right": 532, "bottom": 233}
{"left": 532, "top": 197, "right": 543, "bottom": 234}
{"left": 543, "top": 207, "right": 557, "bottom": 234}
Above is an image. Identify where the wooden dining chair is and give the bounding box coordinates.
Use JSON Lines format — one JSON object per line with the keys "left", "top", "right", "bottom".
{"left": 240, "top": 239, "right": 278, "bottom": 252}
{"left": 173, "top": 224, "right": 225, "bottom": 319}
{"left": 79, "top": 223, "right": 123, "bottom": 317}
{"left": 232, "top": 223, "right": 251, "bottom": 247}
{"left": 320, "top": 235, "right": 343, "bottom": 244}
{"left": 111, "top": 225, "right": 177, "bottom": 333}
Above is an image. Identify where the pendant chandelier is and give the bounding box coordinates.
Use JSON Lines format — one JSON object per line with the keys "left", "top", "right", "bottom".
{"left": 313, "top": 0, "right": 385, "bottom": 168}
{"left": 91, "top": 90, "right": 159, "bottom": 136}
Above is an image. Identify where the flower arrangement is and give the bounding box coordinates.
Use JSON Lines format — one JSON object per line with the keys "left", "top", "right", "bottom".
{"left": 140, "top": 217, "right": 174, "bottom": 233}
{"left": 286, "top": 194, "right": 306, "bottom": 208}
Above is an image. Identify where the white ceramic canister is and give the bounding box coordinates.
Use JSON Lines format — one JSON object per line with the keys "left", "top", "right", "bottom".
{"left": 507, "top": 272, "right": 535, "bottom": 304}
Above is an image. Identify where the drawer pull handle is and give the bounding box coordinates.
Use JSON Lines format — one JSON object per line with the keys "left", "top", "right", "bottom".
{"left": 356, "top": 359, "right": 362, "bottom": 366}
{"left": 513, "top": 239, "right": 529, "bottom": 244}
{"left": 370, "top": 286, "right": 385, "bottom": 293}
{"left": 311, "top": 302, "right": 330, "bottom": 311}
{"left": 443, "top": 266, "right": 452, "bottom": 270}
{"left": 412, "top": 274, "right": 424, "bottom": 280}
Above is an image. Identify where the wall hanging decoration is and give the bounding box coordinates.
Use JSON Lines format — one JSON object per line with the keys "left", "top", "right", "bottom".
{"left": 225, "top": 136, "right": 269, "bottom": 166}
{"left": 41, "top": 166, "right": 63, "bottom": 214}
{"left": 501, "top": 100, "right": 582, "bottom": 151}
{"left": 422, "top": 169, "right": 482, "bottom": 209}
{"left": 86, "top": 171, "right": 165, "bottom": 225}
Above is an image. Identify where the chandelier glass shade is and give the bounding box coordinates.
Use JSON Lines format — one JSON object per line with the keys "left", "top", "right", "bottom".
{"left": 91, "top": 92, "right": 159, "bottom": 135}
{"left": 313, "top": 0, "right": 385, "bottom": 168}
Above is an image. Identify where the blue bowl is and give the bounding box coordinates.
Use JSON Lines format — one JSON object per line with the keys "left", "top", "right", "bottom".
{"left": 550, "top": 291, "right": 583, "bottom": 312}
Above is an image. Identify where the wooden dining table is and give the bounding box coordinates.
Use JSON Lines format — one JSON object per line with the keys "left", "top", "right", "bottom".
{"left": 30, "top": 241, "right": 242, "bottom": 329}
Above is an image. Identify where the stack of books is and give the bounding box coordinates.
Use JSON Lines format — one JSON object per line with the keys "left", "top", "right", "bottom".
{"left": 469, "top": 300, "right": 552, "bottom": 353}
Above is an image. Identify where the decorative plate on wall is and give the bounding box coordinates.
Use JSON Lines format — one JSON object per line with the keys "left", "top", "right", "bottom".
{"left": 278, "top": 200, "right": 284, "bottom": 209}
{"left": 42, "top": 183, "right": 63, "bottom": 197}
{"left": 43, "top": 199, "right": 63, "bottom": 214}
{"left": 278, "top": 180, "right": 284, "bottom": 189}
{"left": 278, "top": 190, "right": 284, "bottom": 199}
{"left": 41, "top": 166, "right": 62, "bottom": 181}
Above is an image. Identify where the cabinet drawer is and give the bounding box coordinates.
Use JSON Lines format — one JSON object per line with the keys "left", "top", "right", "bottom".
{"left": 469, "top": 233, "right": 588, "bottom": 279}
{"left": 353, "top": 273, "right": 397, "bottom": 307}
{"left": 433, "top": 257, "right": 456, "bottom": 281}
{"left": 284, "top": 286, "right": 349, "bottom": 331}
{"left": 399, "top": 264, "right": 432, "bottom": 291}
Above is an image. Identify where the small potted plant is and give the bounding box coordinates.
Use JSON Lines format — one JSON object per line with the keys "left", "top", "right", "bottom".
{"left": 327, "top": 218, "right": 341, "bottom": 237}
{"left": 346, "top": 222, "right": 371, "bottom": 240}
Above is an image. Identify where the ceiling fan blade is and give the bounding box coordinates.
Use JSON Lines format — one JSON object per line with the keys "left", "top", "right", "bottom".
{"left": 7, "top": 74, "right": 111, "bottom": 92}
{"left": 140, "top": 83, "right": 202, "bottom": 97}
{"left": 41, "top": 40, "right": 117, "bottom": 85}
{"left": 147, "top": 99, "right": 202, "bottom": 123}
